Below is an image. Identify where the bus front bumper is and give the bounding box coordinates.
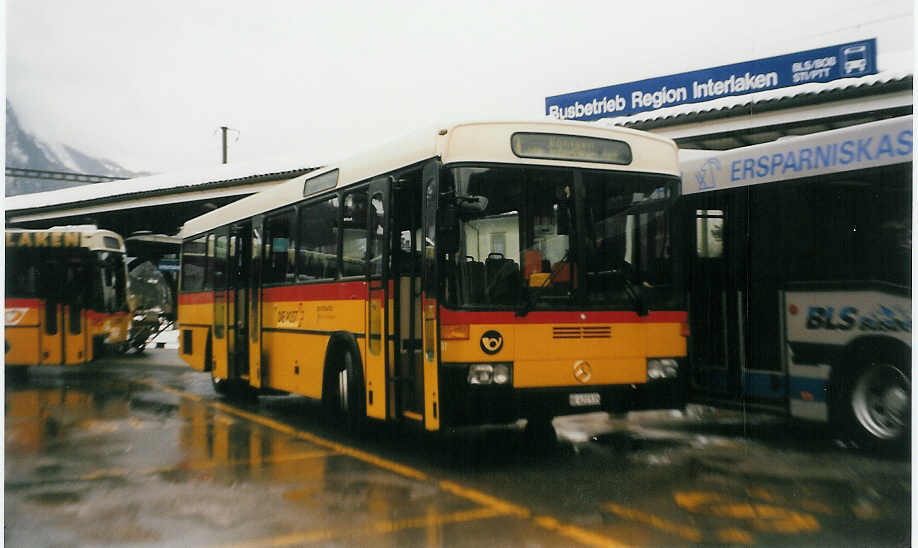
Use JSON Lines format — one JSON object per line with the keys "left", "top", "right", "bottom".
{"left": 438, "top": 362, "right": 686, "bottom": 427}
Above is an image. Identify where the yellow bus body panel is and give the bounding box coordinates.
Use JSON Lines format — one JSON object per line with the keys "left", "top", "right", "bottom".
{"left": 178, "top": 301, "right": 213, "bottom": 371}
{"left": 262, "top": 296, "right": 366, "bottom": 402}
{"left": 439, "top": 321, "right": 686, "bottom": 389}
{"left": 5, "top": 327, "right": 40, "bottom": 366}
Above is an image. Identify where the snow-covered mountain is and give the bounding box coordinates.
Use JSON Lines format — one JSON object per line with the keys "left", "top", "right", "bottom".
{"left": 5, "top": 101, "right": 147, "bottom": 196}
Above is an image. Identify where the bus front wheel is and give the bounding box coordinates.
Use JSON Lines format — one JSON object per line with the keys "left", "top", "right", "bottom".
{"left": 327, "top": 346, "right": 366, "bottom": 433}
{"left": 211, "top": 373, "right": 229, "bottom": 396}
{"left": 840, "top": 360, "right": 910, "bottom": 452}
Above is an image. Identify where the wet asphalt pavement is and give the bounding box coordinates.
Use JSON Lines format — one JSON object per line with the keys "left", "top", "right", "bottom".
{"left": 5, "top": 349, "right": 911, "bottom": 547}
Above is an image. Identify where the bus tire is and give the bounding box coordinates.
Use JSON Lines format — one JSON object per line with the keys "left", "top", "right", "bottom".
{"left": 6, "top": 366, "right": 29, "bottom": 384}
{"left": 523, "top": 414, "right": 557, "bottom": 448}
{"left": 324, "top": 341, "right": 366, "bottom": 433}
{"left": 211, "top": 373, "right": 229, "bottom": 396}
{"left": 836, "top": 345, "right": 910, "bottom": 452}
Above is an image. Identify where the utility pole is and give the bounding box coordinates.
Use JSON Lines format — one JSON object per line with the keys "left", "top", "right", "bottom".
{"left": 221, "top": 126, "right": 229, "bottom": 164}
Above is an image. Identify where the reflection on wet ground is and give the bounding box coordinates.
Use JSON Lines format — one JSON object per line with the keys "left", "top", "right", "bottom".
{"left": 5, "top": 357, "right": 911, "bottom": 547}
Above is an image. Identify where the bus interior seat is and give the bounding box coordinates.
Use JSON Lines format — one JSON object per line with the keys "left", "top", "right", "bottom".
{"left": 485, "top": 253, "right": 520, "bottom": 304}
{"left": 462, "top": 258, "right": 486, "bottom": 303}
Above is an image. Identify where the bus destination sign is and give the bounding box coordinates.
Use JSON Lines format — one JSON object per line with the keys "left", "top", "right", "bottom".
{"left": 511, "top": 132, "right": 632, "bottom": 164}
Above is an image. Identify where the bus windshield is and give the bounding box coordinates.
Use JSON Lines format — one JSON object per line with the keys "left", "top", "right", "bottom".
{"left": 442, "top": 165, "right": 680, "bottom": 311}
{"left": 6, "top": 247, "right": 128, "bottom": 312}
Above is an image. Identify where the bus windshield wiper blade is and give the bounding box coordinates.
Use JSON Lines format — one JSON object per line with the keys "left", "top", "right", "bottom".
{"left": 621, "top": 274, "right": 648, "bottom": 316}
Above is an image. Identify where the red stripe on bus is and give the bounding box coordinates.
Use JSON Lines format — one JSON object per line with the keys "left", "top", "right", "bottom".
{"left": 5, "top": 298, "right": 41, "bottom": 308}
{"left": 262, "top": 281, "right": 368, "bottom": 302}
{"left": 439, "top": 308, "right": 687, "bottom": 325}
{"left": 179, "top": 292, "right": 214, "bottom": 305}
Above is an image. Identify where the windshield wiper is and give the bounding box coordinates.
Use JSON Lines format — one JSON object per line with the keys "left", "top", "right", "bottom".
{"left": 620, "top": 271, "right": 648, "bottom": 316}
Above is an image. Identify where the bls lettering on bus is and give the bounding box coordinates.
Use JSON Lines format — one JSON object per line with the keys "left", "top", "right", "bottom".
{"left": 804, "top": 305, "right": 911, "bottom": 333}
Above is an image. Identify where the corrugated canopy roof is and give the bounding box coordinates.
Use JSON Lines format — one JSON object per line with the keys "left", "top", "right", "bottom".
{"left": 5, "top": 157, "right": 319, "bottom": 214}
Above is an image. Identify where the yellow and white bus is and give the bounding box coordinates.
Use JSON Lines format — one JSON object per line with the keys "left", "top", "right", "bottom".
{"left": 177, "top": 121, "right": 688, "bottom": 433}
{"left": 5, "top": 226, "right": 130, "bottom": 367}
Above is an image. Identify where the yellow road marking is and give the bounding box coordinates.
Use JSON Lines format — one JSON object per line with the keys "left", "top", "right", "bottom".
{"left": 215, "top": 507, "right": 505, "bottom": 548}
{"left": 675, "top": 490, "right": 820, "bottom": 534}
{"left": 533, "top": 515, "right": 633, "bottom": 548}
{"left": 143, "top": 378, "right": 637, "bottom": 548}
{"left": 603, "top": 503, "right": 703, "bottom": 542}
{"left": 717, "top": 528, "right": 755, "bottom": 544}
{"left": 438, "top": 480, "right": 529, "bottom": 517}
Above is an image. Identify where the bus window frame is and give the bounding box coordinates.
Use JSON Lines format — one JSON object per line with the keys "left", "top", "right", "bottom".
{"left": 295, "top": 192, "right": 342, "bottom": 284}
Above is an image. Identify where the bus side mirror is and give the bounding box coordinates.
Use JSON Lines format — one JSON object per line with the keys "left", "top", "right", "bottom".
{"left": 437, "top": 205, "right": 460, "bottom": 254}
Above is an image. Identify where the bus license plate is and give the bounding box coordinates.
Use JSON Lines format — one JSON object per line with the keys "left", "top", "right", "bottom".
{"left": 569, "top": 393, "right": 600, "bottom": 407}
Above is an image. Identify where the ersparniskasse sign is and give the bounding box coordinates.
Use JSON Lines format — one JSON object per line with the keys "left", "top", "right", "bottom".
{"left": 545, "top": 39, "right": 877, "bottom": 122}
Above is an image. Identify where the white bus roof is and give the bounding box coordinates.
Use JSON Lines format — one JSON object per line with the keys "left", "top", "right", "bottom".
{"left": 680, "top": 115, "right": 913, "bottom": 195}
{"left": 180, "top": 120, "right": 680, "bottom": 239}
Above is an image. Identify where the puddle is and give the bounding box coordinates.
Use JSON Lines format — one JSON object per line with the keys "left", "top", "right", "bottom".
{"left": 592, "top": 430, "right": 688, "bottom": 453}
{"left": 26, "top": 490, "right": 84, "bottom": 506}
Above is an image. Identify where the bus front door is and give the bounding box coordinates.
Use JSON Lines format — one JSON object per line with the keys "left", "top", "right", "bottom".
{"left": 687, "top": 191, "right": 747, "bottom": 401}
{"left": 63, "top": 301, "right": 87, "bottom": 365}
{"left": 389, "top": 175, "right": 425, "bottom": 422}
{"left": 40, "top": 298, "right": 63, "bottom": 365}
{"left": 40, "top": 262, "right": 88, "bottom": 365}
{"left": 228, "top": 224, "right": 251, "bottom": 382}
{"left": 366, "top": 178, "right": 394, "bottom": 421}
{"left": 249, "top": 217, "right": 264, "bottom": 388}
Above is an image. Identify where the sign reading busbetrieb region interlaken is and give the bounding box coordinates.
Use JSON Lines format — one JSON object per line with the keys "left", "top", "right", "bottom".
{"left": 545, "top": 39, "right": 877, "bottom": 122}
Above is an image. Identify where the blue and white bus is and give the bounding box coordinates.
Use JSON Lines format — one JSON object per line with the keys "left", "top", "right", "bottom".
{"left": 680, "top": 115, "right": 912, "bottom": 450}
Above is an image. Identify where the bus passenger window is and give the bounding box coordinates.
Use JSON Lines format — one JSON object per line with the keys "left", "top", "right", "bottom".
{"left": 297, "top": 196, "right": 340, "bottom": 281}
{"left": 265, "top": 211, "right": 295, "bottom": 284}
{"left": 696, "top": 210, "right": 724, "bottom": 258}
{"left": 180, "top": 236, "right": 208, "bottom": 292}
{"left": 342, "top": 190, "right": 368, "bottom": 277}
{"left": 369, "top": 193, "right": 385, "bottom": 277}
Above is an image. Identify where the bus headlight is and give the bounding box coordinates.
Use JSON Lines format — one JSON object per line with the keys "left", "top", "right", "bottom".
{"left": 468, "top": 364, "right": 492, "bottom": 385}
{"left": 467, "top": 363, "right": 512, "bottom": 385}
{"left": 493, "top": 364, "right": 511, "bottom": 385}
{"left": 647, "top": 358, "right": 679, "bottom": 380}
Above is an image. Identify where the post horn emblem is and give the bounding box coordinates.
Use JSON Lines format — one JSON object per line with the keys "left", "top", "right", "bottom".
{"left": 480, "top": 330, "right": 503, "bottom": 355}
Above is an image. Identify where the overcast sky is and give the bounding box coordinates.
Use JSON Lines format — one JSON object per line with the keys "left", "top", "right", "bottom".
{"left": 7, "top": 0, "right": 914, "bottom": 174}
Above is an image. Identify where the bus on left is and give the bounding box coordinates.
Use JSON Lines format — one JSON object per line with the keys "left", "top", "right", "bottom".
{"left": 5, "top": 226, "right": 130, "bottom": 368}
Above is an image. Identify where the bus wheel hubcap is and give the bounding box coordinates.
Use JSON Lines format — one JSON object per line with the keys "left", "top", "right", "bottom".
{"left": 852, "top": 363, "right": 910, "bottom": 440}
{"left": 338, "top": 357, "right": 349, "bottom": 413}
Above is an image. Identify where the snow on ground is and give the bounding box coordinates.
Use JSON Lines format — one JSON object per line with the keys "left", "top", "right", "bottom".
{"left": 148, "top": 327, "right": 179, "bottom": 350}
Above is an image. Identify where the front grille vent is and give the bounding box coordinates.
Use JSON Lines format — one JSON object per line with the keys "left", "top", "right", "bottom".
{"left": 552, "top": 325, "right": 611, "bottom": 339}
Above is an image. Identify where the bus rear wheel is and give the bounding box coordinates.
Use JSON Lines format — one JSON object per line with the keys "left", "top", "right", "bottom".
{"left": 842, "top": 360, "right": 910, "bottom": 452}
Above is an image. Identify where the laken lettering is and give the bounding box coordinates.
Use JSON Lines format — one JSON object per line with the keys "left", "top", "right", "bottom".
{"left": 5, "top": 231, "right": 82, "bottom": 248}
{"left": 805, "top": 305, "right": 911, "bottom": 333}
